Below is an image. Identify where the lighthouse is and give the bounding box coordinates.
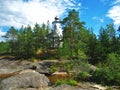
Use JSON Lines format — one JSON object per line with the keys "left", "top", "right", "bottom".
{"left": 52, "top": 16, "right": 63, "bottom": 38}
{"left": 49, "top": 16, "right": 63, "bottom": 48}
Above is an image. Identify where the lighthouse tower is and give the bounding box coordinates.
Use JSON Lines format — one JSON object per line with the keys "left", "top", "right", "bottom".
{"left": 50, "top": 16, "right": 63, "bottom": 48}
{"left": 52, "top": 16, "right": 63, "bottom": 38}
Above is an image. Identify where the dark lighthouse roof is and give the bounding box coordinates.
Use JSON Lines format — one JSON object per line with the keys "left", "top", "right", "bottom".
{"left": 55, "top": 16, "right": 59, "bottom": 20}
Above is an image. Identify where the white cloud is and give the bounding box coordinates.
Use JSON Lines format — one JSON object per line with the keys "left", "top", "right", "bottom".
{"left": 100, "top": 0, "right": 110, "bottom": 5}
{"left": 107, "top": 0, "right": 120, "bottom": 26}
{"left": 100, "top": 18, "right": 104, "bottom": 23}
{"left": 92, "top": 16, "right": 104, "bottom": 23}
{"left": 112, "top": 0, "right": 120, "bottom": 5}
{"left": 0, "top": 0, "right": 81, "bottom": 28}
{"left": 0, "top": 29, "right": 6, "bottom": 42}
{"left": 0, "top": 29, "right": 6, "bottom": 36}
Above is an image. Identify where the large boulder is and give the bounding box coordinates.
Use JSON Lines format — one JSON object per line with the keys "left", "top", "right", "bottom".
{"left": 0, "top": 59, "right": 30, "bottom": 78}
{"left": 26, "top": 60, "right": 58, "bottom": 75}
{"left": 25, "top": 62, "right": 50, "bottom": 75}
{"left": 0, "top": 70, "right": 50, "bottom": 90}
{"left": 0, "top": 67, "right": 24, "bottom": 78}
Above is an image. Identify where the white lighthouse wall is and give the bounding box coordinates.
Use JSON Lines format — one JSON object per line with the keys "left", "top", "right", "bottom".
{"left": 55, "top": 23, "right": 63, "bottom": 37}
{"left": 52, "top": 22, "right": 63, "bottom": 37}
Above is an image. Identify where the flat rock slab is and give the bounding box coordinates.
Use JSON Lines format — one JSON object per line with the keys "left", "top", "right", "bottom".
{"left": 0, "top": 70, "right": 50, "bottom": 90}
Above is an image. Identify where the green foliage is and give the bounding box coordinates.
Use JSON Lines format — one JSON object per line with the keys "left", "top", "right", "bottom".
{"left": 85, "top": 29, "right": 98, "bottom": 64}
{"left": 106, "top": 87, "right": 113, "bottom": 90}
{"left": 4, "top": 26, "right": 18, "bottom": 54}
{"left": 57, "top": 40, "right": 71, "bottom": 59}
{"left": 55, "top": 79, "right": 77, "bottom": 86}
{"left": 50, "top": 61, "right": 73, "bottom": 74}
{"left": 29, "top": 57, "right": 36, "bottom": 62}
{"left": 77, "top": 49, "right": 88, "bottom": 60}
{"left": 50, "top": 65, "right": 59, "bottom": 73}
{"left": 61, "top": 9, "right": 87, "bottom": 60}
{"left": 0, "top": 42, "right": 9, "bottom": 53}
{"left": 92, "top": 53, "right": 120, "bottom": 85}
{"left": 72, "top": 59, "right": 91, "bottom": 81}
{"left": 3, "top": 23, "right": 50, "bottom": 59}
{"left": 67, "top": 79, "right": 78, "bottom": 86}
{"left": 78, "top": 71, "right": 90, "bottom": 81}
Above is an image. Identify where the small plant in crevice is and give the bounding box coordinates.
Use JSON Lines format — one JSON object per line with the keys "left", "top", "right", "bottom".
{"left": 77, "top": 71, "right": 91, "bottom": 81}
{"left": 50, "top": 65, "right": 58, "bottom": 73}
{"left": 55, "top": 79, "right": 77, "bottom": 86}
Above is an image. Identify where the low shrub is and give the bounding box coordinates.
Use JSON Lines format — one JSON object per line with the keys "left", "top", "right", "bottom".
{"left": 50, "top": 65, "right": 59, "bottom": 73}
{"left": 78, "top": 71, "right": 90, "bottom": 81}
{"left": 91, "top": 53, "right": 120, "bottom": 86}
{"left": 55, "top": 79, "right": 77, "bottom": 86}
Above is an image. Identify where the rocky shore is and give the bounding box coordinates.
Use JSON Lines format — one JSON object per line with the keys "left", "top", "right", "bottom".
{"left": 0, "top": 56, "right": 119, "bottom": 90}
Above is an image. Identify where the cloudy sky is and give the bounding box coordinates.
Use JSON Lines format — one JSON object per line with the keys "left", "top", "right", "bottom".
{"left": 0, "top": 0, "right": 120, "bottom": 41}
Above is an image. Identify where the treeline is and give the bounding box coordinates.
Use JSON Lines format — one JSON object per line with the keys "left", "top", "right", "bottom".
{"left": 0, "top": 9, "right": 120, "bottom": 63}
{"left": 1, "top": 23, "right": 49, "bottom": 59}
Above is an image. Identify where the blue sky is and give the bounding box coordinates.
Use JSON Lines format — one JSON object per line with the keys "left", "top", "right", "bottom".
{"left": 80, "top": 0, "right": 114, "bottom": 34}
{"left": 0, "top": 0, "right": 120, "bottom": 41}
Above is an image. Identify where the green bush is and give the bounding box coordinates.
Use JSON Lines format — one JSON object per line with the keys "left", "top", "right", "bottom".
{"left": 78, "top": 71, "right": 90, "bottom": 81}
{"left": 29, "top": 57, "right": 35, "bottom": 61}
{"left": 50, "top": 65, "right": 58, "bottom": 73}
{"left": 67, "top": 79, "right": 78, "bottom": 86}
{"left": 92, "top": 53, "right": 120, "bottom": 85}
{"left": 55, "top": 80, "right": 65, "bottom": 86}
{"left": 55, "top": 79, "right": 77, "bottom": 86}
{"left": 0, "top": 42, "right": 9, "bottom": 53}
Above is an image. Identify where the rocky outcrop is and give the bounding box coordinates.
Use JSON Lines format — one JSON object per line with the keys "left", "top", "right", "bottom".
{"left": 0, "top": 70, "right": 50, "bottom": 90}
{"left": 0, "top": 58, "right": 119, "bottom": 90}
{"left": 26, "top": 60, "right": 58, "bottom": 75}
{"left": 0, "top": 58, "right": 58, "bottom": 78}
{"left": 26, "top": 62, "right": 50, "bottom": 75}
{"left": 0, "top": 68, "right": 23, "bottom": 78}
{"left": 0, "top": 59, "right": 31, "bottom": 78}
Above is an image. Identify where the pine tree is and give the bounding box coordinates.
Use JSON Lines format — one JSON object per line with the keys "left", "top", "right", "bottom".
{"left": 4, "top": 26, "right": 18, "bottom": 54}
{"left": 59, "top": 9, "right": 86, "bottom": 60}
